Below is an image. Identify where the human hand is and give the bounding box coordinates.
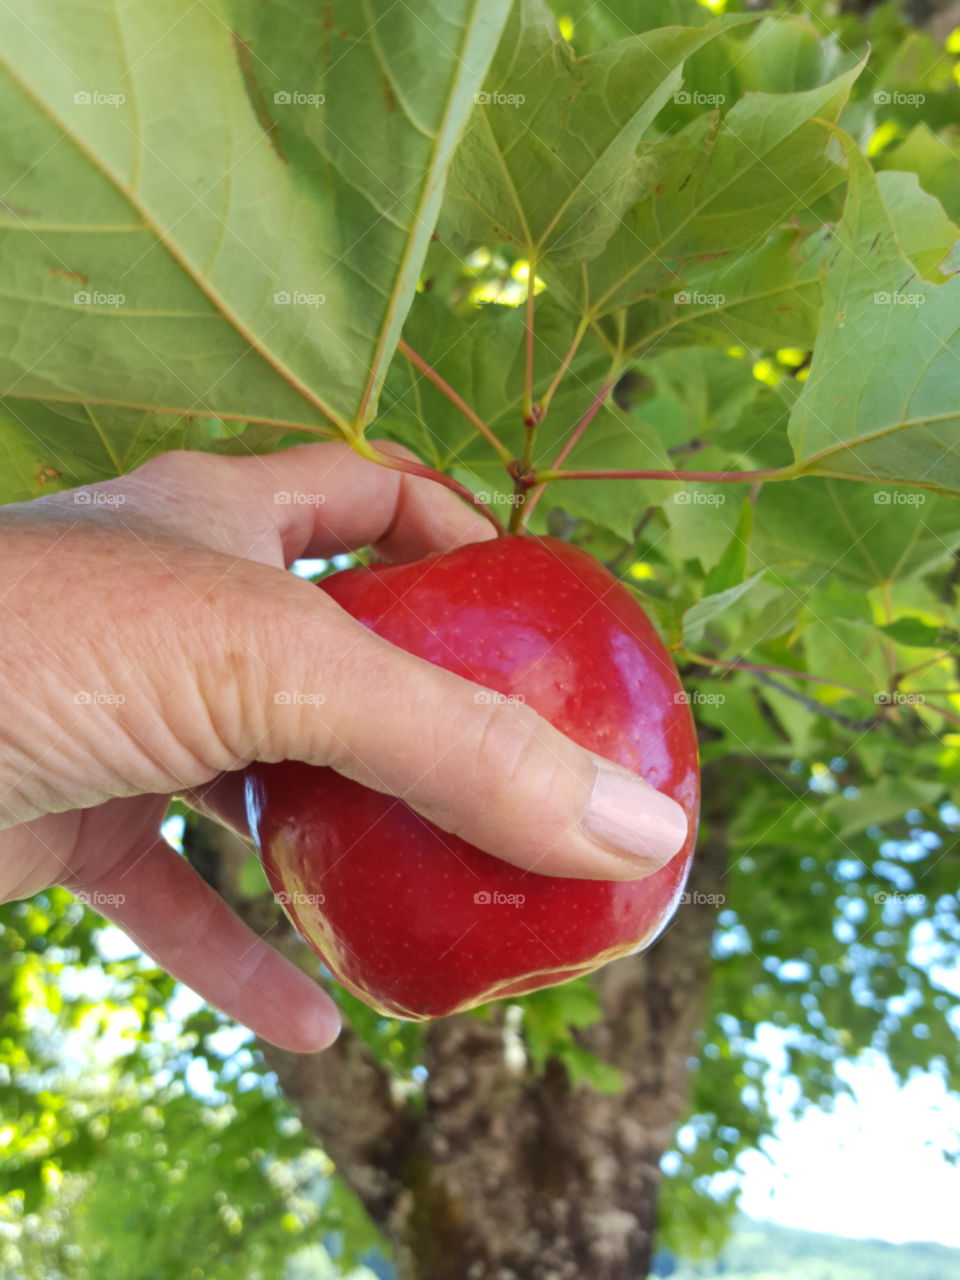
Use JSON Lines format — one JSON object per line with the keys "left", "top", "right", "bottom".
{"left": 0, "top": 444, "right": 687, "bottom": 1050}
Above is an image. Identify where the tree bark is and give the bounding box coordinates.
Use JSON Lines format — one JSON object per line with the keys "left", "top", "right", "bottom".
{"left": 187, "top": 763, "right": 728, "bottom": 1280}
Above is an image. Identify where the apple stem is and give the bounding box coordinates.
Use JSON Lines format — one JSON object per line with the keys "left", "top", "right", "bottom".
{"left": 397, "top": 339, "right": 513, "bottom": 467}
{"left": 351, "top": 437, "right": 507, "bottom": 536}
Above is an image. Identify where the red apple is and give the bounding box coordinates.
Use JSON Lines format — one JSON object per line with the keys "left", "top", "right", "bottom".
{"left": 245, "top": 535, "right": 699, "bottom": 1019}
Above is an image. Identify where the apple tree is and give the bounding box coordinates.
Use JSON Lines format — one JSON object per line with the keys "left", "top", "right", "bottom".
{"left": 0, "top": 1, "right": 958, "bottom": 1278}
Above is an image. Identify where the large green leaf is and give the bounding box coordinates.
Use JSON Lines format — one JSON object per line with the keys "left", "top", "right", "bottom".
{"left": 752, "top": 477, "right": 960, "bottom": 587}
{"left": 439, "top": 1, "right": 740, "bottom": 262}
{"left": 875, "top": 123, "right": 960, "bottom": 223}
{"left": 544, "top": 60, "right": 862, "bottom": 318}
{"left": 0, "top": 0, "right": 509, "bottom": 442}
{"left": 617, "top": 229, "right": 828, "bottom": 357}
{"left": 789, "top": 147, "right": 960, "bottom": 494}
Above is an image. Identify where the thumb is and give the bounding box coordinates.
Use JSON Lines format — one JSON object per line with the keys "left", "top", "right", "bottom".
{"left": 233, "top": 582, "right": 689, "bottom": 883}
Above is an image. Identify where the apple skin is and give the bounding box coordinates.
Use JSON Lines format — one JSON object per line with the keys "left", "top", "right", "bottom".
{"left": 245, "top": 535, "right": 699, "bottom": 1020}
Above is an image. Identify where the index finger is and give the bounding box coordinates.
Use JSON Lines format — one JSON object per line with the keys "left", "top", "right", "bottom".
{"left": 205, "top": 439, "right": 497, "bottom": 565}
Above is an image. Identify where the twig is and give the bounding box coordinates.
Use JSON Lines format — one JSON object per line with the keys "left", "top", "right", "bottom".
{"left": 679, "top": 651, "right": 873, "bottom": 699}
{"left": 397, "top": 339, "right": 512, "bottom": 467}
{"left": 351, "top": 436, "right": 506, "bottom": 536}
{"left": 523, "top": 380, "right": 615, "bottom": 524}
{"left": 534, "top": 466, "right": 786, "bottom": 484}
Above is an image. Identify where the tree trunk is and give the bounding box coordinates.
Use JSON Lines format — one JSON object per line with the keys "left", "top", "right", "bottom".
{"left": 188, "top": 764, "right": 728, "bottom": 1280}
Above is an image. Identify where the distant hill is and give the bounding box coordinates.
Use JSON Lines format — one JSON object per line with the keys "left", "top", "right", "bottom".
{"left": 651, "top": 1216, "right": 960, "bottom": 1280}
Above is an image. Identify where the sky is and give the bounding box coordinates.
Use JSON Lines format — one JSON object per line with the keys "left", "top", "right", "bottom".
{"left": 735, "top": 1045, "right": 960, "bottom": 1247}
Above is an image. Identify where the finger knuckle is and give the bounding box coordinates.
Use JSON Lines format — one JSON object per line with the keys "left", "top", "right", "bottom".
{"left": 469, "top": 698, "right": 546, "bottom": 797}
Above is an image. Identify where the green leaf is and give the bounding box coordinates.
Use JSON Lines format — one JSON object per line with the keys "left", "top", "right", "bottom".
{"left": 703, "top": 497, "right": 755, "bottom": 596}
{"left": 878, "top": 616, "right": 953, "bottom": 648}
{"left": 0, "top": 409, "right": 68, "bottom": 501}
{"left": 874, "top": 169, "right": 960, "bottom": 284}
{"left": 556, "top": 1043, "right": 624, "bottom": 1094}
{"left": 440, "top": 2, "right": 739, "bottom": 261}
{"left": 682, "top": 571, "right": 766, "bottom": 648}
{"left": 825, "top": 776, "right": 944, "bottom": 837}
{"left": 789, "top": 146, "right": 960, "bottom": 494}
{"left": 545, "top": 59, "right": 862, "bottom": 316}
{"left": 0, "top": 0, "right": 509, "bottom": 437}
{"left": 752, "top": 478, "right": 960, "bottom": 588}
{"left": 875, "top": 122, "right": 960, "bottom": 223}
{"left": 620, "top": 229, "right": 828, "bottom": 358}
